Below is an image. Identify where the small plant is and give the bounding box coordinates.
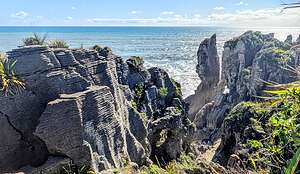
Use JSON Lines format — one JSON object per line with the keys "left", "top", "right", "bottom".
{"left": 130, "top": 100, "right": 138, "bottom": 110}
{"left": 285, "top": 147, "right": 300, "bottom": 174}
{"left": 247, "top": 140, "right": 263, "bottom": 149}
{"left": 23, "top": 33, "right": 47, "bottom": 46}
{"left": 272, "top": 48, "right": 288, "bottom": 55}
{"left": 127, "top": 56, "right": 144, "bottom": 67}
{"left": 134, "top": 83, "right": 144, "bottom": 99}
{"left": 92, "top": 45, "right": 102, "bottom": 52}
{"left": 0, "top": 54, "right": 25, "bottom": 96}
{"left": 159, "top": 87, "right": 168, "bottom": 98}
{"left": 171, "top": 79, "right": 182, "bottom": 97}
{"left": 56, "top": 164, "right": 95, "bottom": 174}
{"left": 49, "top": 40, "right": 69, "bottom": 48}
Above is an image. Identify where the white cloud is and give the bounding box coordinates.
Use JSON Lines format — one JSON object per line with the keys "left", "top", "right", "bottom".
{"left": 71, "top": 6, "right": 77, "bottom": 10}
{"left": 214, "top": 6, "right": 225, "bottom": 10}
{"left": 86, "top": 8, "right": 300, "bottom": 27}
{"left": 161, "top": 11, "right": 174, "bottom": 15}
{"left": 65, "top": 16, "right": 73, "bottom": 20}
{"left": 208, "top": 8, "right": 300, "bottom": 27}
{"left": 236, "top": 1, "right": 249, "bottom": 6}
{"left": 131, "top": 10, "right": 138, "bottom": 14}
{"left": 11, "top": 11, "right": 29, "bottom": 19}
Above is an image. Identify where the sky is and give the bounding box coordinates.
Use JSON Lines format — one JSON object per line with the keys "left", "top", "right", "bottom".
{"left": 0, "top": 0, "right": 299, "bottom": 27}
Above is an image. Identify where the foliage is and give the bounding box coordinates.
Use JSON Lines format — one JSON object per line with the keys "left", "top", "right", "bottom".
{"left": 272, "top": 48, "right": 292, "bottom": 63}
{"left": 140, "top": 154, "right": 199, "bottom": 174}
{"left": 129, "top": 100, "right": 138, "bottom": 110}
{"left": 0, "top": 54, "right": 25, "bottom": 96}
{"left": 135, "top": 83, "right": 145, "bottom": 99}
{"left": 171, "top": 78, "right": 182, "bottom": 97}
{"left": 140, "top": 164, "right": 167, "bottom": 174}
{"left": 247, "top": 140, "right": 263, "bottom": 149}
{"left": 128, "top": 56, "right": 144, "bottom": 67}
{"left": 285, "top": 147, "right": 300, "bottom": 174}
{"left": 159, "top": 87, "right": 168, "bottom": 98}
{"left": 23, "top": 33, "right": 47, "bottom": 46}
{"left": 55, "top": 164, "right": 95, "bottom": 174}
{"left": 92, "top": 45, "right": 102, "bottom": 52}
{"left": 49, "top": 40, "right": 69, "bottom": 48}
{"left": 241, "top": 86, "right": 300, "bottom": 173}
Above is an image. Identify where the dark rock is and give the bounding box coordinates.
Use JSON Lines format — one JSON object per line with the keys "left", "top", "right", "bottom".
{"left": 0, "top": 45, "right": 192, "bottom": 173}
{"left": 196, "top": 34, "right": 220, "bottom": 86}
{"left": 285, "top": 34, "right": 293, "bottom": 45}
{"left": 187, "top": 31, "right": 300, "bottom": 131}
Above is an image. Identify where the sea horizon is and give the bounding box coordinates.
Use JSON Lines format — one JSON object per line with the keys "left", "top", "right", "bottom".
{"left": 1, "top": 26, "right": 299, "bottom": 97}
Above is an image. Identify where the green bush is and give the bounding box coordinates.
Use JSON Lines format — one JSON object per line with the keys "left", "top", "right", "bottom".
{"left": 159, "top": 87, "right": 168, "bottom": 98}
{"left": 49, "top": 40, "right": 69, "bottom": 48}
{"left": 92, "top": 45, "right": 102, "bottom": 52}
{"left": 23, "top": 33, "right": 47, "bottom": 46}
{"left": 0, "top": 54, "right": 25, "bottom": 96}
{"left": 238, "top": 86, "right": 300, "bottom": 173}
{"left": 140, "top": 154, "right": 198, "bottom": 174}
{"left": 128, "top": 56, "right": 144, "bottom": 67}
{"left": 55, "top": 164, "right": 95, "bottom": 174}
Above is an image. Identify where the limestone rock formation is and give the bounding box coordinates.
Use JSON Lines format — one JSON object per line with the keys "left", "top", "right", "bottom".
{"left": 186, "top": 34, "right": 220, "bottom": 121}
{"left": 188, "top": 31, "right": 300, "bottom": 133}
{"left": 0, "top": 46, "right": 191, "bottom": 173}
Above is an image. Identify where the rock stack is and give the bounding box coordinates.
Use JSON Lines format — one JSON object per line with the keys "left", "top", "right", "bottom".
{"left": 0, "top": 45, "right": 191, "bottom": 173}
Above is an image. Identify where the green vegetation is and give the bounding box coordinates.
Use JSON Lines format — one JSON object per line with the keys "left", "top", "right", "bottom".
{"left": 0, "top": 54, "right": 25, "bottom": 96}
{"left": 140, "top": 154, "right": 199, "bottom": 174}
{"left": 54, "top": 164, "right": 95, "bottom": 174}
{"left": 23, "top": 33, "right": 47, "bottom": 46}
{"left": 129, "top": 100, "right": 138, "bottom": 110}
{"left": 272, "top": 48, "right": 292, "bottom": 63}
{"left": 49, "top": 40, "right": 69, "bottom": 48}
{"left": 272, "top": 48, "right": 288, "bottom": 55}
{"left": 238, "top": 86, "right": 300, "bottom": 173}
{"left": 128, "top": 56, "right": 144, "bottom": 67}
{"left": 171, "top": 78, "right": 182, "bottom": 97}
{"left": 159, "top": 87, "right": 168, "bottom": 98}
{"left": 135, "top": 83, "right": 145, "bottom": 99}
{"left": 286, "top": 148, "right": 300, "bottom": 174}
{"left": 92, "top": 45, "right": 102, "bottom": 52}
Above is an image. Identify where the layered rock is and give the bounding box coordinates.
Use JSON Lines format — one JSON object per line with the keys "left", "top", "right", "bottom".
{"left": 0, "top": 45, "right": 191, "bottom": 173}
{"left": 187, "top": 31, "right": 300, "bottom": 172}
{"left": 186, "top": 34, "right": 220, "bottom": 120}
{"left": 188, "top": 31, "right": 300, "bottom": 133}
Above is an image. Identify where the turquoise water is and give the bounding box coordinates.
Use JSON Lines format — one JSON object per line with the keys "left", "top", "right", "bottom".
{"left": 0, "top": 26, "right": 299, "bottom": 97}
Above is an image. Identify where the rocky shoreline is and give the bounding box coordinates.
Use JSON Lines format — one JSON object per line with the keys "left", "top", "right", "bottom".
{"left": 0, "top": 31, "right": 299, "bottom": 173}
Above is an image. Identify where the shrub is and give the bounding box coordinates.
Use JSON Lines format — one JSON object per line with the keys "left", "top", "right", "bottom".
{"left": 127, "top": 56, "right": 144, "bottom": 67}
{"left": 171, "top": 78, "right": 182, "bottom": 97}
{"left": 49, "top": 40, "right": 69, "bottom": 48}
{"left": 237, "top": 86, "right": 300, "bottom": 173}
{"left": 159, "top": 87, "right": 168, "bottom": 98}
{"left": 23, "top": 33, "right": 47, "bottom": 46}
{"left": 0, "top": 54, "right": 25, "bottom": 96}
{"left": 134, "top": 83, "right": 144, "bottom": 99}
{"left": 140, "top": 154, "right": 198, "bottom": 174}
{"left": 55, "top": 164, "right": 95, "bottom": 174}
{"left": 92, "top": 45, "right": 102, "bottom": 52}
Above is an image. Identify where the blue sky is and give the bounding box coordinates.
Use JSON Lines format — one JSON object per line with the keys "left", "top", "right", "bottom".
{"left": 0, "top": 0, "right": 299, "bottom": 26}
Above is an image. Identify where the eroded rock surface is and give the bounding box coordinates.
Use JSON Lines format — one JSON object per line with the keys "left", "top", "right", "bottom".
{"left": 187, "top": 31, "right": 300, "bottom": 172}
{"left": 0, "top": 46, "right": 191, "bottom": 173}
{"left": 188, "top": 31, "right": 300, "bottom": 132}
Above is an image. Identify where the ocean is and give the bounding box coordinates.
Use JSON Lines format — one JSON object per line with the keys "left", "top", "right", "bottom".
{"left": 0, "top": 26, "right": 299, "bottom": 97}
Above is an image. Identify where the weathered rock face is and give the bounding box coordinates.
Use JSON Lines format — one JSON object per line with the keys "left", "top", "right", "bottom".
{"left": 0, "top": 46, "right": 191, "bottom": 173}
{"left": 187, "top": 31, "right": 300, "bottom": 137}
{"left": 118, "top": 56, "right": 195, "bottom": 164}
{"left": 186, "top": 34, "right": 220, "bottom": 120}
